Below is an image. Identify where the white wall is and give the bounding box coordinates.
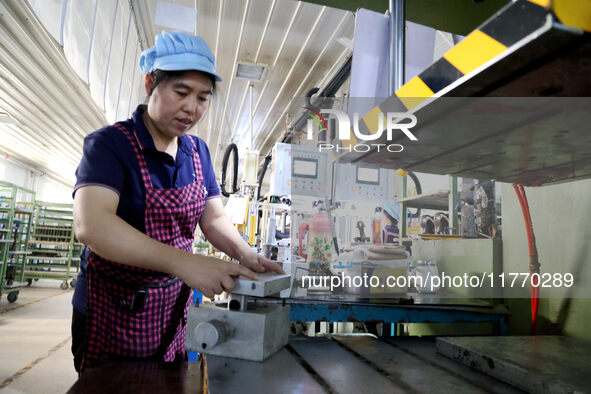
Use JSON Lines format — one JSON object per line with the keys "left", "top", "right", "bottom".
{"left": 33, "top": 176, "right": 73, "bottom": 203}
{"left": 0, "top": 159, "right": 30, "bottom": 188}
{"left": 0, "top": 158, "right": 72, "bottom": 203}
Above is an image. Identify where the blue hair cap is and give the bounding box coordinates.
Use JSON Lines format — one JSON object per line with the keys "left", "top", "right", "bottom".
{"left": 139, "top": 31, "right": 221, "bottom": 81}
{"left": 382, "top": 201, "right": 400, "bottom": 222}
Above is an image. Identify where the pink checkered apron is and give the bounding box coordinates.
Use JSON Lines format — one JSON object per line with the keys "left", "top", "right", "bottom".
{"left": 81, "top": 123, "right": 206, "bottom": 372}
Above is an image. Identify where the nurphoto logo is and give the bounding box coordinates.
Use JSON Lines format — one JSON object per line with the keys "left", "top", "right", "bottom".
{"left": 303, "top": 107, "right": 418, "bottom": 153}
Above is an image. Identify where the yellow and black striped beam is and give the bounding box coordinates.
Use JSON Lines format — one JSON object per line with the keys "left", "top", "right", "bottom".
{"left": 395, "top": 0, "right": 549, "bottom": 109}
{"left": 344, "top": 0, "right": 591, "bottom": 150}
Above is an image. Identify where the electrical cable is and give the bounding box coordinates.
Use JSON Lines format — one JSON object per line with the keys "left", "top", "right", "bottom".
{"left": 220, "top": 143, "right": 239, "bottom": 197}
{"left": 256, "top": 155, "right": 272, "bottom": 202}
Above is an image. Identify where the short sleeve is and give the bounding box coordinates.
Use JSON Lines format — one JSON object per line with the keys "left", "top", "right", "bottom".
{"left": 73, "top": 128, "right": 126, "bottom": 197}
{"left": 193, "top": 136, "right": 220, "bottom": 199}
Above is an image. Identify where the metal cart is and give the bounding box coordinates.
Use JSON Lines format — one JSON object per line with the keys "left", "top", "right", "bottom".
{"left": 0, "top": 182, "right": 35, "bottom": 303}
{"left": 25, "top": 202, "right": 82, "bottom": 290}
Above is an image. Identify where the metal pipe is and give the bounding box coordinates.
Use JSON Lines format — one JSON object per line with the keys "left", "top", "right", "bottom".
{"left": 249, "top": 82, "right": 254, "bottom": 150}
{"left": 389, "top": 0, "right": 405, "bottom": 93}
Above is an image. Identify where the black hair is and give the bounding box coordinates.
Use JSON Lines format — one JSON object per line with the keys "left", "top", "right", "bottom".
{"left": 148, "top": 69, "right": 217, "bottom": 96}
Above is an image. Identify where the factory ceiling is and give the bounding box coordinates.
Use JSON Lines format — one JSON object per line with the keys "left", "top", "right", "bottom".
{"left": 0, "top": 0, "right": 354, "bottom": 187}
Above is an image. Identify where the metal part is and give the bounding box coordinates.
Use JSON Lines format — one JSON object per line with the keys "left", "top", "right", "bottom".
{"left": 193, "top": 319, "right": 234, "bottom": 350}
{"left": 231, "top": 272, "right": 290, "bottom": 297}
{"left": 227, "top": 294, "right": 248, "bottom": 312}
{"left": 389, "top": 0, "right": 405, "bottom": 93}
{"left": 279, "top": 260, "right": 308, "bottom": 298}
{"left": 186, "top": 273, "right": 291, "bottom": 361}
{"left": 186, "top": 301, "right": 290, "bottom": 362}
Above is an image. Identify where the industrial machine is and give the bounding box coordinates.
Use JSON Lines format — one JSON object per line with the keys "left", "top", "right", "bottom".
{"left": 334, "top": 163, "right": 395, "bottom": 202}
{"left": 270, "top": 143, "right": 332, "bottom": 199}
{"left": 186, "top": 273, "right": 291, "bottom": 362}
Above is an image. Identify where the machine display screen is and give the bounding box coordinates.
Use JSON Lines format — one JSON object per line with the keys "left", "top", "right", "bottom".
{"left": 293, "top": 158, "right": 318, "bottom": 178}
{"left": 356, "top": 166, "right": 379, "bottom": 185}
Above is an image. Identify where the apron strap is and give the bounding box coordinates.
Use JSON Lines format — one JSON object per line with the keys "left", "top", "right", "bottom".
{"left": 186, "top": 135, "right": 204, "bottom": 184}
{"left": 113, "top": 123, "right": 154, "bottom": 190}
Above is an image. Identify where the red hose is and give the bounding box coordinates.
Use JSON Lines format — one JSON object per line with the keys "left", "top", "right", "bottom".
{"left": 519, "top": 185, "right": 540, "bottom": 334}
{"left": 513, "top": 185, "right": 539, "bottom": 335}
{"left": 520, "top": 185, "right": 540, "bottom": 332}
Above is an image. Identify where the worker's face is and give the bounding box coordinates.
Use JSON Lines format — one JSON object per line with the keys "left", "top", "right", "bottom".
{"left": 145, "top": 71, "right": 213, "bottom": 138}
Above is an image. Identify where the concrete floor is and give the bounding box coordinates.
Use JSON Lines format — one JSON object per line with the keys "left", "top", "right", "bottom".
{"left": 0, "top": 280, "right": 78, "bottom": 393}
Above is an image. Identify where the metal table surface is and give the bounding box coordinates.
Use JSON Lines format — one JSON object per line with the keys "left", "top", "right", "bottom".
{"left": 205, "top": 336, "right": 524, "bottom": 393}
{"left": 437, "top": 336, "right": 591, "bottom": 393}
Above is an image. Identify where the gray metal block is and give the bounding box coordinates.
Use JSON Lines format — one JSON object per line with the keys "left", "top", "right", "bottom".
{"left": 186, "top": 302, "right": 290, "bottom": 362}
{"left": 437, "top": 336, "right": 591, "bottom": 393}
{"left": 231, "top": 273, "right": 291, "bottom": 297}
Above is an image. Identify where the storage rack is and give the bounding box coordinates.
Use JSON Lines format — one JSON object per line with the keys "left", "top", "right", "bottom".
{"left": 25, "top": 202, "right": 82, "bottom": 290}
{"left": 0, "top": 181, "right": 35, "bottom": 303}
{"left": 397, "top": 176, "right": 459, "bottom": 238}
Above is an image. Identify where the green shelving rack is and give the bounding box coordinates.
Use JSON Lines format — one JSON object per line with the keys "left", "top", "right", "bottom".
{"left": 0, "top": 181, "right": 35, "bottom": 303}
{"left": 25, "top": 202, "right": 82, "bottom": 290}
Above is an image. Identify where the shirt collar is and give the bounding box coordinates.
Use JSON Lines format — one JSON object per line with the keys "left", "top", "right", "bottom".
{"left": 132, "top": 105, "right": 194, "bottom": 155}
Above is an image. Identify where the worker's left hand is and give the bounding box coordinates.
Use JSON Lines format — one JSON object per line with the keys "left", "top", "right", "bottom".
{"left": 239, "top": 251, "right": 285, "bottom": 275}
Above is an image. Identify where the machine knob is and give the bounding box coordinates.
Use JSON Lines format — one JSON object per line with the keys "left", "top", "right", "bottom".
{"left": 194, "top": 319, "right": 233, "bottom": 350}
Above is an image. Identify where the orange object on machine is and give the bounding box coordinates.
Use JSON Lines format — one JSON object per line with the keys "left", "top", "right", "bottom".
{"left": 372, "top": 207, "right": 382, "bottom": 244}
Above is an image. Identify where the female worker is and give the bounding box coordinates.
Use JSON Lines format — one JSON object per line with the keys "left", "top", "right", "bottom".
{"left": 71, "top": 31, "right": 283, "bottom": 373}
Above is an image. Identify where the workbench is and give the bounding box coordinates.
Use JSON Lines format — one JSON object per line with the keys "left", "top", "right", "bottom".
{"left": 68, "top": 334, "right": 591, "bottom": 393}
{"left": 206, "top": 336, "right": 525, "bottom": 393}
{"left": 68, "top": 336, "right": 520, "bottom": 393}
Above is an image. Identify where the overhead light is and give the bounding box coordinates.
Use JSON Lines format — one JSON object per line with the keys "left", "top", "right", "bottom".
{"left": 235, "top": 62, "right": 268, "bottom": 83}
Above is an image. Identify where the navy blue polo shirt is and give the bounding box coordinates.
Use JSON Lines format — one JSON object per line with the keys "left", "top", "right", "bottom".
{"left": 72, "top": 105, "right": 220, "bottom": 313}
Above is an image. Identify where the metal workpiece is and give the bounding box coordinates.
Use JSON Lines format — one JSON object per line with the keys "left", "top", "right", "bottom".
{"left": 231, "top": 272, "right": 291, "bottom": 297}
{"left": 186, "top": 302, "right": 290, "bottom": 362}
{"left": 227, "top": 294, "right": 248, "bottom": 311}
{"left": 193, "top": 320, "right": 234, "bottom": 350}
{"left": 186, "top": 273, "right": 291, "bottom": 361}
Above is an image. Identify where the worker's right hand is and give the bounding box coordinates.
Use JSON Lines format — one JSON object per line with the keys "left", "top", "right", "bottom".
{"left": 177, "top": 255, "right": 258, "bottom": 299}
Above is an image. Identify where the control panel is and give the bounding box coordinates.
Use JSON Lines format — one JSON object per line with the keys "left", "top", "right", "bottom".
{"left": 270, "top": 143, "right": 332, "bottom": 198}
{"left": 335, "top": 163, "right": 394, "bottom": 201}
